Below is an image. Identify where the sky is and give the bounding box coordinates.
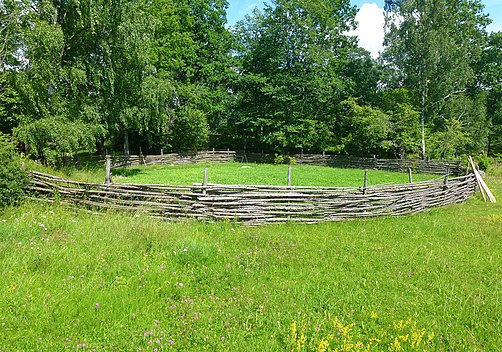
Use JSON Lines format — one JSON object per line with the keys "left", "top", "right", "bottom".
{"left": 226, "top": 0, "right": 502, "bottom": 58}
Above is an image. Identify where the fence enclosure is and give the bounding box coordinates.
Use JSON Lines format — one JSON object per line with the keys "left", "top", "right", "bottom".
{"left": 108, "top": 150, "right": 235, "bottom": 168}
{"left": 29, "top": 171, "right": 477, "bottom": 225}
{"left": 101, "top": 150, "right": 464, "bottom": 175}
{"left": 236, "top": 152, "right": 464, "bottom": 175}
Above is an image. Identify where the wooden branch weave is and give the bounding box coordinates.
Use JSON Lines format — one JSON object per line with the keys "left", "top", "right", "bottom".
{"left": 28, "top": 171, "right": 477, "bottom": 225}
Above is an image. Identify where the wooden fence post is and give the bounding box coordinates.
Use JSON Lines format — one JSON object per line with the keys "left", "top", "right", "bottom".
{"left": 105, "top": 155, "right": 112, "bottom": 185}
{"left": 287, "top": 166, "right": 292, "bottom": 187}
{"left": 408, "top": 168, "right": 413, "bottom": 183}
{"left": 139, "top": 147, "right": 146, "bottom": 166}
{"left": 202, "top": 168, "right": 209, "bottom": 195}
{"left": 363, "top": 169, "right": 368, "bottom": 194}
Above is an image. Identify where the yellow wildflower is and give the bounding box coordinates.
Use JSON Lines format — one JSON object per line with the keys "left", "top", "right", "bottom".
{"left": 317, "top": 339, "right": 329, "bottom": 352}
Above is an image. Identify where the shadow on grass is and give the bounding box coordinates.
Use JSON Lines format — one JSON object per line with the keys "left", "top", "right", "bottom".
{"left": 112, "top": 168, "right": 143, "bottom": 177}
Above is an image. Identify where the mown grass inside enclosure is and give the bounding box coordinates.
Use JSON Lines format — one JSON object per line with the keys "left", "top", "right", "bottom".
{"left": 111, "top": 163, "right": 439, "bottom": 187}
{"left": 1, "top": 167, "right": 501, "bottom": 351}
{"left": 28, "top": 160, "right": 440, "bottom": 186}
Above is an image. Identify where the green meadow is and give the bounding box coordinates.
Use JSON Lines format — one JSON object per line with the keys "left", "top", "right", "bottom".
{"left": 112, "top": 163, "right": 441, "bottom": 187}
{"left": 31, "top": 161, "right": 439, "bottom": 187}
{"left": 1, "top": 164, "right": 500, "bottom": 351}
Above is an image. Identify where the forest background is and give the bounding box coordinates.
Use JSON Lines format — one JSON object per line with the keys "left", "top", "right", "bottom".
{"left": 0, "top": 0, "right": 500, "bottom": 165}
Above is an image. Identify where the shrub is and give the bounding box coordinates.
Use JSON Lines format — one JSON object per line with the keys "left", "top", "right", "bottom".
{"left": 0, "top": 132, "right": 28, "bottom": 207}
{"left": 476, "top": 154, "right": 493, "bottom": 171}
{"left": 274, "top": 154, "right": 297, "bottom": 165}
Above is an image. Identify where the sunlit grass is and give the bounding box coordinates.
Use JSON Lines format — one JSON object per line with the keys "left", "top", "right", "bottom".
{"left": 27, "top": 159, "right": 440, "bottom": 187}
{"left": 111, "top": 162, "right": 439, "bottom": 187}
{"left": 1, "top": 168, "right": 500, "bottom": 350}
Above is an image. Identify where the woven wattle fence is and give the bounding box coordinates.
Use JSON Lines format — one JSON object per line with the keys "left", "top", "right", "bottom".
{"left": 108, "top": 150, "right": 236, "bottom": 168}
{"left": 92, "top": 150, "right": 463, "bottom": 175}
{"left": 237, "top": 153, "right": 465, "bottom": 175}
{"left": 28, "top": 171, "right": 477, "bottom": 225}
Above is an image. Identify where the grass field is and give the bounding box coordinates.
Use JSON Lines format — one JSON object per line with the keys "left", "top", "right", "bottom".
{"left": 32, "top": 161, "right": 440, "bottom": 187}
{"left": 1, "top": 163, "right": 500, "bottom": 351}
{"left": 112, "top": 163, "right": 442, "bottom": 187}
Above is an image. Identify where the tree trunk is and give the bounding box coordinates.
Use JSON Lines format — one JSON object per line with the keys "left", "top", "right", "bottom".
{"left": 420, "top": 83, "right": 427, "bottom": 160}
{"left": 123, "top": 130, "right": 130, "bottom": 160}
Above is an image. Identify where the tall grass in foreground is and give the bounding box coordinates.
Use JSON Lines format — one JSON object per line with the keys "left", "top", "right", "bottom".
{"left": 1, "top": 172, "right": 500, "bottom": 351}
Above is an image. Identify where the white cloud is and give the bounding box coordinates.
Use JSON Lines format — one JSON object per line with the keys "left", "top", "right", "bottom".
{"left": 246, "top": 3, "right": 259, "bottom": 12}
{"left": 349, "top": 3, "right": 385, "bottom": 58}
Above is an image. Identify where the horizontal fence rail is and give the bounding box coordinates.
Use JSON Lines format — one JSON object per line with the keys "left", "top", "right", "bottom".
{"left": 236, "top": 152, "right": 465, "bottom": 175}
{"left": 108, "top": 150, "right": 236, "bottom": 168}
{"left": 85, "top": 150, "right": 463, "bottom": 176}
{"left": 28, "top": 171, "right": 477, "bottom": 225}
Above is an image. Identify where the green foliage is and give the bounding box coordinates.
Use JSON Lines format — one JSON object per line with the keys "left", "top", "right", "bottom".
{"left": 0, "top": 0, "right": 25, "bottom": 70}
{"left": 0, "top": 72, "right": 21, "bottom": 135}
{"left": 377, "top": 89, "right": 421, "bottom": 158}
{"left": 148, "top": 0, "right": 234, "bottom": 151}
{"left": 233, "top": 0, "right": 358, "bottom": 154}
{"left": 14, "top": 116, "right": 104, "bottom": 165}
{"left": 169, "top": 106, "right": 209, "bottom": 151}
{"left": 0, "top": 0, "right": 498, "bottom": 162}
{"left": 336, "top": 98, "right": 392, "bottom": 156}
{"left": 0, "top": 133, "right": 27, "bottom": 207}
{"left": 478, "top": 31, "right": 502, "bottom": 156}
{"left": 476, "top": 154, "right": 493, "bottom": 171}
{"left": 383, "top": 0, "right": 491, "bottom": 158}
{"left": 273, "top": 154, "right": 296, "bottom": 165}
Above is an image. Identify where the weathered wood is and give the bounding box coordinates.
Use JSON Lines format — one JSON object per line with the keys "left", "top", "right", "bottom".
{"left": 468, "top": 156, "right": 496, "bottom": 203}
{"left": 237, "top": 152, "right": 465, "bottom": 175}
{"left": 363, "top": 169, "right": 368, "bottom": 193}
{"left": 27, "top": 171, "right": 478, "bottom": 225}
{"left": 105, "top": 155, "right": 112, "bottom": 185}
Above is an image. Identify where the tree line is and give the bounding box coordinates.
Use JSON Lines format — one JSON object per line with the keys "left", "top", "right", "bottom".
{"left": 0, "top": 0, "right": 500, "bottom": 164}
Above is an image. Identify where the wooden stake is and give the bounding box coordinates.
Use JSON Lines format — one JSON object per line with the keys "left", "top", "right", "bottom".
{"left": 287, "top": 166, "right": 292, "bottom": 187}
{"left": 139, "top": 147, "right": 146, "bottom": 166}
{"left": 408, "top": 168, "right": 413, "bottom": 183}
{"left": 105, "top": 155, "right": 112, "bottom": 185}
{"left": 202, "top": 168, "right": 209, "bottom": 194}
{"left": 363, "top": 169, "right": 368, "bottom": 194}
